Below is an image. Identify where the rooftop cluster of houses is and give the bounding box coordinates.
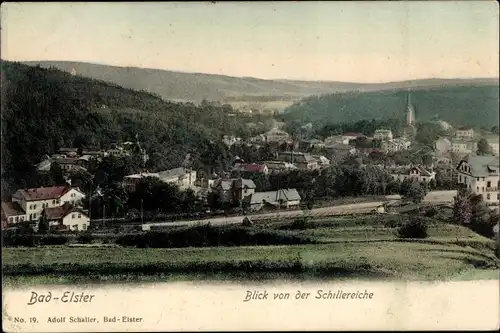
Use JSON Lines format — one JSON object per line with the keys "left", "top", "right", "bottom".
{"left": 122, "top": 167, "right": 197, "bottom": 192}
{"left": 434, "top": 127, "right": 499, "bottom": 163}
{"left": 1, "top": 186, "right": 89, "bottom": 231}
{"left": 36, "top": 141, "right": 149, "bottom": 176}
{"left": 206, "top": 177, "right": 302, "bottom": 212}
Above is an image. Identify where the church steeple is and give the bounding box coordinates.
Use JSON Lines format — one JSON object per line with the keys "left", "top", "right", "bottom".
{"left": 405, "top": 90, "right": 415, "bottom": 126}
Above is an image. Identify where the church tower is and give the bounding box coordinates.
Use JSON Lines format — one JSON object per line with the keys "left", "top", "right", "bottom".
{"left": 405, "top": 91, "right": 415, "bottom": 126}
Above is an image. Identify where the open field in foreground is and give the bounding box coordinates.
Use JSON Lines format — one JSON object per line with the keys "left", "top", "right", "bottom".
{"left": 3, "top": 221, "right": 499, "bottom": 285}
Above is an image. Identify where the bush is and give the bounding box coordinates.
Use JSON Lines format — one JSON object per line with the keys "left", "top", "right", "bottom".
{"left": 115, "top": 224, "right": 314, "bottom": 248}
{"left": 77, "top": 233, "right": 94, "bottom": 244}
{"left": 288, "top": 218, "right": 310, "bottom": 230}
{"left": 397, "top": 216, "right": 428, "bottom": 239}
{"left": 38, "top": 235, "right": 69, "bottom": 246}
{"left": 424, "top": 206, "right": 439, "bottom": 217}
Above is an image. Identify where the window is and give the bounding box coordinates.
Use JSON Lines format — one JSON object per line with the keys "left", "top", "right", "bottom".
{"left": 459, "top": 175, "right": 462, "bottom": 182}
{"left": 15, "top": 216, "right": 18, "bottom": 222}
{"left": 52, "top": 200, "right": 56, "bottom": 204}
{"left": 72, "top": 214, "right": 76, "bottom": 219}
{"left": 33, "top": 204, "right": 37, "bottom": 209}
{"left": 487, "top": 181, "right": 491, "bottom": 187}
{"left": 78, "top": 213, "right": 81, "bottom": 218}
{"left": 476, "top": 177, "right": 480, "bottom": 181}
{"left": 8, "top": 217, "right": 13, "bottom": 223}
{"left": 29, "top": 205, "right": 32, "bottom": 209}
{"left": 82, "top": 224, "right": 87, "bottom": 231}
{"left": 487, "top": 194, "right": 490, "bottom": 200}
{"left": 33, "top": 213, "right": 36, "bottom": 218}
{"left": 29, "top": 214, "right": 32, "bottom": 220}
{"left": 477, "top": 187, "right": 479, "bottom": 192}
{"left": 56, "top": 199, "right": 60, "bottom": 204}
{"left": 73, "top": 224, "right": 78, "bottom": 231}
{"left": 482, "top": 187, "right": 485, "bottom": 192}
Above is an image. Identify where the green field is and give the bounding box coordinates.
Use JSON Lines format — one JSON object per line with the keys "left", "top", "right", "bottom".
{"left": 3, "top": 216, "right": 499, "bottom": 286}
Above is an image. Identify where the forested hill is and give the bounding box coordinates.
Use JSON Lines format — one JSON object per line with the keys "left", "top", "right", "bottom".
{"left": 0, "top": 61, "right": 265, "bottom": 195}
{"left": 22, "top": 60, "right": 498, "bottom": 105}
{"left": 280, "top": 85, "right": 500, "bottom": 129}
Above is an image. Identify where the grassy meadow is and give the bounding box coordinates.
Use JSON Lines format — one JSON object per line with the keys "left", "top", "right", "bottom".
{"left": 3, "top": 215, "right": 499, "bottom": 286}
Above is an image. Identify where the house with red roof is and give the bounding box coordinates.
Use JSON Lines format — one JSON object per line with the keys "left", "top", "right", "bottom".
{"left": 43, "top": 202, "right": 90, "bottom": 232}
{"left": 233, "top": 163, "right": 269, "bottom": 175}
{"left": 9, "top": 186, "right": 85, "bottom": 222}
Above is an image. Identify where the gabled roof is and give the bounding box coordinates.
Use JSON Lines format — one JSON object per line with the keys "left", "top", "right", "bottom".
{"left": 44, "top": 203, "right": 85, "bottom": 220}
{"left": 458, "top": 155, "right": 499, "bottom": 177}
{"left": 343, "top": 132, "right": 364, "bottom": 137}
{"left": 1, "top": 202, "right": 26, "bottom": 217}
{"left": 212, "top": 179, "right": 234, "bottom": 190}
{"left": 233, "top": 178, "right": 256, "bottom": 189}
{"left": 13, "top": 186, "right": 74, "bottom": 201}
{"left": 247, "top": 189, "right": 301, "bottom": 205}
{"left": 411, "top": 166, "right": 433, "bottom": 177}
{"left": 237, "top": 163, "right": 267, "bottom": 173}
{"left": 158, "top": 167, "right": 191, "bottom": 179}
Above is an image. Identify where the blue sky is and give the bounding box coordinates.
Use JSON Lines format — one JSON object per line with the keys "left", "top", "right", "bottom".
{"left": 1, "top": 1, "right": 498, "bottom": 82}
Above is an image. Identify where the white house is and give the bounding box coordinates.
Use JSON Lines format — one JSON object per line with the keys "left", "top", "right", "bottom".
{"left": 244, "top": 188, "right": 301, "bottom": 211}
{"left": 123, "top": 167, "right": 197, "bottom": 192}
{"left": 455, "top": 127, "right": 475, "bottom": 140}
{"left": 484, "top": 134, "right": 500, "bottom": 155}
{"left": 264, "top": 161, "right": 297, "bottom": 173}
{"left": 10, "top": 186, "right": 85, "bottom": 222}
{"left": 373, "top": 129, "right": 393, "bottom": 141}
{"left": 1, "top": 202, "right": 27, "bottom": 225}
{"left": 324, "top": 135, "right": 344, "bottom": 146}
{"left": 382, "top": 138, "right": 411, "bottom": 153}
{"left": 390, "top": 166, "right": 436, "bottom": 183}
{"left": 451, "top": 139, "right": 476, "bottom": 155}
{"left": 456, "top": 155, "right": 499, "bottom": 207}
{"left": 43, "top": 202, "right": 90, "bottom": 232}
{"left": 211, "top": 178, "right": 256, "bottom": 203}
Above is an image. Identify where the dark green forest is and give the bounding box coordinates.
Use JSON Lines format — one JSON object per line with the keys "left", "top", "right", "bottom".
{"left": 281, "top": 86, "right": 499, "bottom": 128}
{"left": 0, "top": 61, "right": 270, "bottom": 197}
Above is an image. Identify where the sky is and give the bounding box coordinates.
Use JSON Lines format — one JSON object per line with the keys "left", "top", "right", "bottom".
{"left": 1, "top": 1, "right": 499, "bottom": 83}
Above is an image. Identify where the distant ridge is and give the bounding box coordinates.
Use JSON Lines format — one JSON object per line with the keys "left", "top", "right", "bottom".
{"left": 17, "top": 60, "right": 499, "bottom": 106}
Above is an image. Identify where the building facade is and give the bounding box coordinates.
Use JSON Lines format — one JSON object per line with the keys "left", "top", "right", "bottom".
{"left": 456, "top": 155, "right": 499, "bottom": 207}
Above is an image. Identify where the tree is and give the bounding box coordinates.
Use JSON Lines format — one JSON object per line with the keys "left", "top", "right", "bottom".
{"left": 207, "top": 191, "right": 222, "bottom": 212}
{"left": 400, "top": 179, "right": 427, "bottom": 204}
{"left": 48, "top": 162, "right": 66, "bottom": 186}
{"left": 477, "top": 138, "right": 493, "bottom": 156}
{"left": 181, "top": 188, "right": 199, "bottom": 214}
{"left": 38, "top": 215, "right": 49, "bottom": 234}
{"left": 453, "top": 189, "right": 472, "bottom": 224}
{"left": 397, "top": 214, "right": 428, "bottom": 239}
